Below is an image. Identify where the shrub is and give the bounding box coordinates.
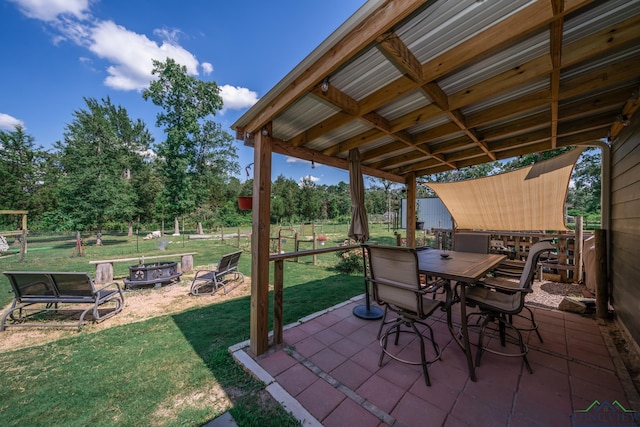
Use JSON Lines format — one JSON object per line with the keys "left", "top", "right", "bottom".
{"left": 334, "top": 239, "right": 364, "bottom": 274}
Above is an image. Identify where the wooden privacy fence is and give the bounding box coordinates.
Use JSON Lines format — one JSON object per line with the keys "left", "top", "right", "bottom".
{"left": 432, "top": 229, "right": 586, "bottom": 283}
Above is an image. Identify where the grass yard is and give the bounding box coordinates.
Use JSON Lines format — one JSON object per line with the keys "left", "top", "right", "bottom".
{"left": 0, "top": 224, "right": 402, "bottom": 426}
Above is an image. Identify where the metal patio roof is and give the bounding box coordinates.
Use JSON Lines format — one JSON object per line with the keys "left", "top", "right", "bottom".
{"left": 232, "top": 0, "right": 640, "bottom": 184}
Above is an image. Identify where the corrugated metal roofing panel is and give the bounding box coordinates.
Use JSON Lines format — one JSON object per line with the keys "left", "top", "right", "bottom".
{"left": 360, "top": 135, "right": 398, "bottom": 155}
{"left": 331, "top": 47, "right": 403, "bottom": 101}
{"left": 560, "top": 44, "right": 640, "bottom": 81}
{"left": 272, "top": 95, "right": 339, "bottom": 141}
{"left": 304, "top": 120, "right": 372, "bottom": 152}
{"left": 406, "top": 115, "right": 452, "bottom": 134}
{"left": 376, "top": 90, "right": 432, "bottom": 121}
{"left": 398, "top": 0, "right": 536, "bottom": 64}
{"left": 439, "top": 29, "right": 549, "bottom": 94}
{"left": 460, "top": 77, "right": 549, "bottom": 115}
{"left": 564, "top": 0, "right": 640, "bottom": 45}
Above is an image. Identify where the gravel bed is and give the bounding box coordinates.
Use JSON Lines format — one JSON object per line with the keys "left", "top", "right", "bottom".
{"left": 522, "top": 279, "right": 585, "bottom": 309}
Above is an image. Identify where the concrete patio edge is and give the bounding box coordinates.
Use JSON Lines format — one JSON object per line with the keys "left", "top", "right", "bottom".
{"left": 228, "top": 295, "right": 366, "bottom": 427}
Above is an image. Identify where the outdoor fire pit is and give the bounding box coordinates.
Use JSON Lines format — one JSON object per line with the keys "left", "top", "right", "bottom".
{"left": 123, "top": 261, "right": 181, "bottom": 289}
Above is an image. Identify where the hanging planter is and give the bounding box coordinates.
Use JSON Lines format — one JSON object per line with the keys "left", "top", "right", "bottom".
{"left": 238, "top": 196, "right": 253, "bottom": 210}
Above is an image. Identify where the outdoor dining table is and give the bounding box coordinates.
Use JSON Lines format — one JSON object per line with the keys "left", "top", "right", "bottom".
{"left": 416, "top": 247, "right": 506, "bottom": 382}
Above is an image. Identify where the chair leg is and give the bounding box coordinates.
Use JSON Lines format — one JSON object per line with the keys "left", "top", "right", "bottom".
{"left": 378, "top": 316, "right": 440, "bottom": 387}
{"left": 475, "top": 313, "right": 494, "bottom": 368}
{"left": 474, "top": 312, "right": 532, "bottom": 374}
{"left": 524, "top": 305, "right": 543, "bottom": 343}
{"left": 410, "top": 321, "right": 431, "bottom": 386}
{"left": 379, "top": 319, "right": 401, "bottom": 367}
{"left": 376, "top": 305, "right": 390, "bottom": 340}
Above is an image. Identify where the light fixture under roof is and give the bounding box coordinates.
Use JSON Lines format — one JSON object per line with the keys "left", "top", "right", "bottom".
{"left": 321, "top": 77, "right": 330, "bottom": 93}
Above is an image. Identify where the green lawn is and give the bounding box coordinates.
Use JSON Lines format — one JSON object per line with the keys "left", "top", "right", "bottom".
{"left": 0, "top": 224, "right": 402, "bottom": 426}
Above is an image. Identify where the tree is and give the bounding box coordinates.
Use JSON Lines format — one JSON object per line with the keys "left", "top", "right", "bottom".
{"left": 142, "top": 58, "right": 238, "bottom": 235}
{"left": 271, "top": 175, "right": 300, "bottom": 223}
{"left": 567, "top": 148, "right": 601, "bottom": 215}
{"left": 368, "top": 178, "right": 398, "bottom": 230}
{"left": 298, "top": 177, "right": 321, "bottom": 221}
{"left": 0, "top": 126, "right": 46, "bottom": 222}
{"left": 55, "top": 97, "right": 153, "bottom": 244}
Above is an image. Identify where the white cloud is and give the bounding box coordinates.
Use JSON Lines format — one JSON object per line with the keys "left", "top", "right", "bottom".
{"left": 8, "top": 0, "right": 90, "bottom": 22}
{"left": 219, "top": 85, "right": 259, "bottom": 112}
{"left": 299, "top": 175, "right": 320, "bottom": 186}
{"left": 90, "top": 20, "right": 200, "bottom": 90}
{"left": 286, "top": 157, "right": 316, "bottom": 167}
{"left": 10, "top": 0, "right": 259, "bottom": 109}
{"left": 201, "top": 62, "right": 213, "bottom": 74}
{"left": 0, "top": 113, "right": 25, "bottom": 130}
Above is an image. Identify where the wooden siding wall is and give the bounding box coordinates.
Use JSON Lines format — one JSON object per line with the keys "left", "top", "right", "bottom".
{"left": 611, "top": 117, "right": 640, "bottom": 347}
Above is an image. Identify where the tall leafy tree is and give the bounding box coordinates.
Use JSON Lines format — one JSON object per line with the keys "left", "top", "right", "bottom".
{"left": 55, "top": 97, "right": 153, "bottom": 244}
{"left": 271, "top": 175, "right": 301, "bottom": 223}
{"left": 142, "top": 58, "right": 237, "bottom": 234}
{"left": 298, "top": 177, "right": 321, "bottom": 221}
{"left": 0, "top": 126, "right": 45, "bottom": 219}
{"left": 567, "top": 148, "right": 601, "bottom": 215}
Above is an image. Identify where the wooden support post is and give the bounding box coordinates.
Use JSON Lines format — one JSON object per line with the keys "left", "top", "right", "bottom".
{"left": 19, "top": 229, "right": 26, "bottom": 262}
{"left": 312, "top": 224, "right": 317, "bottom": 265}
{"left": 273, "top": 259, "right": 284, "bottom": 345}
{"left": 406, "top": 173, "right": 416, "bottom": 248}
{"left": 558, "top": 235, "right": 568, "bottom": 282}
{"left": 575, "top": 216, "right": 583, "bottom": 283}
{"left": 595, "top": 229, "right": 608, "bottom": 319}
{"left": 237, "top": 227, "right": 241, "bottom": 248}
{"left": 250, "top": 123, "right": 273, "bottom": 356}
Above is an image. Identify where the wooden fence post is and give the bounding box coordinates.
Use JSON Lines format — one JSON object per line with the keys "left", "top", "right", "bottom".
{"left": 273, "top": 259, "right": 284, "bottom": 345}
{"left": 595, "top": 229, "right": 608, "bottom": 319}
{"left": 575, "top": 216, "right": 583, "bottom": 283}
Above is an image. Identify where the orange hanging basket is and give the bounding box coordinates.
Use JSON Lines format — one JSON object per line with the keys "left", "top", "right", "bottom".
{"left": 238, "top": 196, "right": 253, "bottom": 210}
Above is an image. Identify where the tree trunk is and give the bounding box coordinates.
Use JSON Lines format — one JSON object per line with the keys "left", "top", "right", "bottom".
{"left": 128, "top": 220, "right": 133, "bottom": 237}
{"left": 173, "top": 217, "right": 180, "bottom": 236}
{"left": 96, "top": 224, "right": 103, "bottom": 246}
{"left": 196, "top": 222, "right": 203, "bottom": 234}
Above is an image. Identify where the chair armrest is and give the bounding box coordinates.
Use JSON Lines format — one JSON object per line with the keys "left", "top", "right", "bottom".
{"left": 477, "top": 277, "right": 532, "bottom": 293}
{"left": 94, "top": 280, "right": 124, "bottom": 293}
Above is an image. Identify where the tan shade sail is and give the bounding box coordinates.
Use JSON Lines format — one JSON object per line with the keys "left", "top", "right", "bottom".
{"left": 425, "top": 148, "right": 585, "bottom": 232}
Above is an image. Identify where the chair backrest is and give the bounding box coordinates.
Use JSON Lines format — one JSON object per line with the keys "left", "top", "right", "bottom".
{"left": 3, "top": 271, "right": 94, "bottom": 298}
{"left": 3, "top": 271, "right": 57, "bottom": 299}
{"left": 50, "top": 273, "right": 95, "bottom": 296}
{"left": 453, "top": 232, "right": 491, "bottom": 254}
{"left": 518, "top": 240, "right": 555, "bottom": 289}
{"left": 218, "top": 251, "right": 242, "bottom": 272}
{"left": 365, "top": 245, "right": 422, "bottom": 312}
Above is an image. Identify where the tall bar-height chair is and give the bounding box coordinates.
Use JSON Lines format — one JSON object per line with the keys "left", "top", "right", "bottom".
{"left": 365, "top": 244, "right": 444, "bottom": 386}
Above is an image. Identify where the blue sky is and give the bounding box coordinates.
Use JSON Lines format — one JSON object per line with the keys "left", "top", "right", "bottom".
{"left": 0, "top": 0, "right": 366, "bottom": 186}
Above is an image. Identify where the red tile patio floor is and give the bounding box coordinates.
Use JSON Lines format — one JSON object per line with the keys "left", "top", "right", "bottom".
{"left": 230, "top": 295, "right": 640, "bottom": 427}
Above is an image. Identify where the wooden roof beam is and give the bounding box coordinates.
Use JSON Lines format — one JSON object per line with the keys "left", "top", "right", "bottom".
{"left": 289, "top": 111, "right": 352, "bottom": 147}
{"left": 421, "top": 0, "right": 594, "bottom": 81}
{"left": 550, "top": 17, "right": 564, "bottom": 148}
{"left": 610, "top": 85, "right": 640, "bottom": 140}
{"left": 271, "top": 137, "right": 405, "bottom": 183}
{"left": 241, "top": 0, "right": 428, "bottom": 134}
{"left": 377, "top": 31, "right": 423, "bottom": 84}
